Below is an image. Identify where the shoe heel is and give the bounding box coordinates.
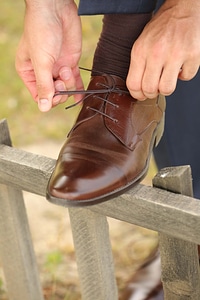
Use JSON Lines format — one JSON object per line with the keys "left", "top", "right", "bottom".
{"left": 155, "top": 112, "right": 165, "bottom": 147}
{"left": 154, "top": 94, "right": 166, "bottom": 147}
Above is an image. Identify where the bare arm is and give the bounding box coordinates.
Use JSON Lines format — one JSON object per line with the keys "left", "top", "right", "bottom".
{"left": 16, "top": 0, "right": 83, "bottom": 111}
{"left": 127, "top": 0, "right": 200, "bottom": 100}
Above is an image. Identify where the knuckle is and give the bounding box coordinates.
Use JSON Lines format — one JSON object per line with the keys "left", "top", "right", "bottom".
{"left": 128, "top": 88, "right": 146, "bottom": 100}
{"left": 126, "top": 78, "right": 140, "bottom": 94}
{"left": 143, "top": 86, "right": 157, "bottom": 96}
{"left": 132, "top": 40, "right": 142, "bottom": 56}
{"left": 159, "top": 83, "right": 175, "bottom": 96}
{"left": 142, "top": 82, "right": 158, "bottom": 96}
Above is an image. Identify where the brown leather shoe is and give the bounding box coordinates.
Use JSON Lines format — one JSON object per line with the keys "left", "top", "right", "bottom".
{"left": 46, "top": 74, "right": 166, "bottom": 207}
{"left": 120, "top": 249, "right": 163, "bottom": 300}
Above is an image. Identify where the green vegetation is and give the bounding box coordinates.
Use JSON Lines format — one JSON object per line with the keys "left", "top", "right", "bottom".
{"left": 0, "top": 1, "right": 102, "bottom": 146}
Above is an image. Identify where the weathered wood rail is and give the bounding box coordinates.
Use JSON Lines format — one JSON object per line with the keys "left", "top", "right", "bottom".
{"left": 0, "top": 118, "right": 200, "bottom": 300}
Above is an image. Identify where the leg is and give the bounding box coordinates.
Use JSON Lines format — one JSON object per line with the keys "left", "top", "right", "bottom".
{"left": 153, "top": 70, "right": 200, "bottom": 198}
{"left": 92, "top": 13, "right": 152, "bottom": 80}
{"left": 47, "top": 3, "right": 167, "bottom": 206}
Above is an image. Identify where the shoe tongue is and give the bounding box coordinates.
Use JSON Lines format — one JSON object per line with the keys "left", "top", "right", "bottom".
{"left": 104, "top": 91, "right": 141, "bottom": 151}
{"left": 75, "top": 74, "right": 142, "bottom": 150}
{"left": 70, "top": 75, "right": 162, "bottom": 151}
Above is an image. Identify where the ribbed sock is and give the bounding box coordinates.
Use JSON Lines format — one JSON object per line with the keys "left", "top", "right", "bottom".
{"left": 92, "top": 13, "right": 152, "bottom": 80}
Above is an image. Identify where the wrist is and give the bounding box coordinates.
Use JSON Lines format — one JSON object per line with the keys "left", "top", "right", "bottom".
{"left": 162, "top": 0, "right": 200, "bottom": 10}
{"left": 158, "top": 0, "right": 200, "bottom": 19}
{"left": 25, "top": 0, "right": 74, "bottom": 10}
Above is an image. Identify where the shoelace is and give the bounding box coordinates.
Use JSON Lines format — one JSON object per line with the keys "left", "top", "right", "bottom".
{"left": 54, "top": 67, "right": 129, "bottom": 122}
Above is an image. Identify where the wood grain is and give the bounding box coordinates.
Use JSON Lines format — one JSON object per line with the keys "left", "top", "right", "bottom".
{"left": 153, "top": 166, "right": 200, "bottom": 300}
{"left": 0, "top": 143, "right": 200, "bottom": 244}
{"left": 69, "top": 208, "right": 118, "bottom": 300}
{"left": 0, "top": 119, "right": 44, "bottom": 300}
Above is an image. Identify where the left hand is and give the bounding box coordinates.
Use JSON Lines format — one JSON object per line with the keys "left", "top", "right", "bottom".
{"left": 127, "top": 0, "right": 200, "bottom": 100}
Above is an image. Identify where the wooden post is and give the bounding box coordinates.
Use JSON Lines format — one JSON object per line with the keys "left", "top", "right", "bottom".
{"left": 0, "top": 119, "right": 44, "bottom": 300}
{"left": 1, "top": 117, "right": 200, "bottom": 300}
{"left": 69, "top": 207, "right": 118, "bottom": 300}
{"left": 153, "top": 166, "right": 200, "bottom": 300}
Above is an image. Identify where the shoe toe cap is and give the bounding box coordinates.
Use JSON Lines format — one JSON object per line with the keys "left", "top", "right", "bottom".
{"left": 47, "top": 156, "right": 127, "bottom": 203}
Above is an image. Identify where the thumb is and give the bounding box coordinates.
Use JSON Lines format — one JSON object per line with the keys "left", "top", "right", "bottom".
{"left": 34, "top": 60, "right": 55, "bottom": 112}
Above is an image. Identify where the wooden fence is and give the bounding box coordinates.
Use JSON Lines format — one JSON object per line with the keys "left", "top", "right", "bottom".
{"left": 0, "top": 118, "right": 200, "bottom": 300}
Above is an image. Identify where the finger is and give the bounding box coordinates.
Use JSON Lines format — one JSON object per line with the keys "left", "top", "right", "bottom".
{"left": 126, "top": 45, "right": 147, "bottom": 100}
{"left": 16, "top": 39, "right": 55, "bottom": 112}
{"left": 58, "top": 73, "right": 84, "bottom": 104}
{"left": 15, "top": 45, "right": 39, "bottom": 103}
{"left": 33, "top": 58, "right": 55, "bottom": 112}
{"left": 53, "top": 67, "right": 84, "bottom": 106}
{"left": 178, "top": 61, "right": 199, "bottom": 81}
{"left": 158, "top": 62, "right": 181, "bottom": 96}
{"left": 141, "top": 61, "right": 163, "bottom": 99}
{"left": 53, "top": 79, "right": 68, "bottom": 106}
{"left": 73, "top": 65, "right": 84, "bottom": 90}
{"left": 53, "top": 66, "right": 77, "bottom": 105}
{"left": 59, "top": 66, "right": 76, "bottom": 90}
{"left": 36, "top": 74, "right": 54, "bottom": 112}
{"left": 72, "top": 65, "right": 84, "bottom": 103}
{"left": 16, "top": 66, "right": 38, "bottom": 103}
{"left": 58, "top": 66, "right": 84, "bottom": 104}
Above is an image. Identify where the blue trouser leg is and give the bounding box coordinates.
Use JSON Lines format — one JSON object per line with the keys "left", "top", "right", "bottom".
{"left": 78, "top": 0, "right": 157, "bottom": 15}
{"left": 153, "top": 71, "right": 200, "bottom": 198}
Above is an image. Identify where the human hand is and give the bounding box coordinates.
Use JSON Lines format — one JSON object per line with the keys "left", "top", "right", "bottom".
{"left": 127, "top": 0, "right": 200, "bottom": 100}
{"left": 15, "top": 0, "right": 83, "bottom": 112}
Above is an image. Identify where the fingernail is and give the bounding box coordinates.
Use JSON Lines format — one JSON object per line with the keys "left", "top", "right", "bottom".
{"left": 38, "top": 99, "right": 51, "bottom": 112}
{"left": 60, "top": 68, "right": 72, "bottom": 80}
{"left": 55, "top": 81, "right": 66, "bottom": 91}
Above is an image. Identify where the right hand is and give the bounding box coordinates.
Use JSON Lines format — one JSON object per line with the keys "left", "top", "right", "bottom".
{"left": 16, "top": 0, "right": 83, "bottom": 112}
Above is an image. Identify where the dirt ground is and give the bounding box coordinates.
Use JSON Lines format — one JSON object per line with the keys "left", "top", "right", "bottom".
{"left": 0, "top": 141, "right": 159, "bottom": 299}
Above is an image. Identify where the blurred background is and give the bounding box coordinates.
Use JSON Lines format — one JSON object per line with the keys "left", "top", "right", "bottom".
{"left": 0, "top": 1, "right": 159, "bottom": 299}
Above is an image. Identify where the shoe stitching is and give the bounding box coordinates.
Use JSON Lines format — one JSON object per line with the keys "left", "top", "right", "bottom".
{"left": 86, "top": 106, "right": 118, "bottom": 123}
{"left": 54, "top": 68, "right": 129, "bottom": 123}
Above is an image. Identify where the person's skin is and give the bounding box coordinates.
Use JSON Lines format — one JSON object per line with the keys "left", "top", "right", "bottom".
{"left": 16, "top": 0, "right": 200, "bottom": 112}
{"left": 16, "top": 0, "right": 83, "bottom": 112}
{"left": 127, "top": 0, "right": 200, "bottom": 100}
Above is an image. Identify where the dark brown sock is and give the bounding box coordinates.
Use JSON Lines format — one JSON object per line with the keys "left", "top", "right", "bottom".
{"left": 92, "top": 13, "right": 152, "bottom": 80}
